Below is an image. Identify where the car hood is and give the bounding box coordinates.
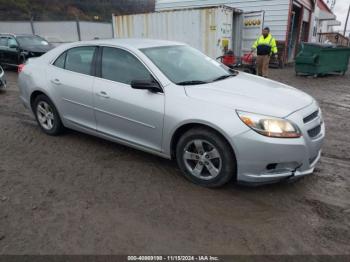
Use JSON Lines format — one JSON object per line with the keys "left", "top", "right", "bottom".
{"left": 21, "top": 44, "right": 53, "bottom": 53}
{"left": 184, "top": 72, "right": 314, "bottom": 117}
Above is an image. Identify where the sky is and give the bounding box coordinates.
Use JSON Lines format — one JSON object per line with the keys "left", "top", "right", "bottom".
{"left": 333, "top": 0, "right": 350, "bottom": 34}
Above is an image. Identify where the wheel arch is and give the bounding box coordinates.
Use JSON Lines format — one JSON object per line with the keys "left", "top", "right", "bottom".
{"left": 30, "top": 90, "right": 61, "bottom": 119}
{"left": 30, "top": 90, "right": 48, "bottom": 112}
{"left": 169, "top": 122, "right": 237, "bottom": 161}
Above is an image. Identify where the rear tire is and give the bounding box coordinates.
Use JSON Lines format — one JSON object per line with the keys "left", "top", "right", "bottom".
{"left": 176, "top": 127, "right": 236, "bottom": 188}
{"left": 33, "top": 94, "right": 64, "bottom": 136}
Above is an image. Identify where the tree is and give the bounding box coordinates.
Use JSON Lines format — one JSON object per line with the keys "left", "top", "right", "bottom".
{"left": 0, "top": 0, "right": 155, "bottom": 21}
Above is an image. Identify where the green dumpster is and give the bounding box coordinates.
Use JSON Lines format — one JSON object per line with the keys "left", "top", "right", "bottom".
{"left": 295, "top": 43, "right": 350, "bottom": 77}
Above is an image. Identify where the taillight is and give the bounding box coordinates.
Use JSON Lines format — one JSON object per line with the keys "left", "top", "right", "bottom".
{"left": 18, "top": 64, "right": 25, "bottom": 73}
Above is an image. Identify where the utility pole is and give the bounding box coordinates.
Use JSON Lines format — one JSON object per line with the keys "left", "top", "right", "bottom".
{"left": 344, "top": 3, "right": 350, "bottom": 36}
{"left": 76, "top": 16, "right": 81, "bottom": 41}
{"left": 30, "top": 16, "right": 35, "bottom": 35}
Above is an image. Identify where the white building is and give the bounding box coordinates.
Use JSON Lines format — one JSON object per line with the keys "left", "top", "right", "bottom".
{"left": 156, "top": 0, "right": 316, "bottom": 62}
{"left": 310, "top": 0, "right": 341, "bottom": 43}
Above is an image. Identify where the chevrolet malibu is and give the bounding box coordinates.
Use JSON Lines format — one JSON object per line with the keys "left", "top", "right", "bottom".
{"left": 18, "top": 39, "right": 325, "bottom": 187}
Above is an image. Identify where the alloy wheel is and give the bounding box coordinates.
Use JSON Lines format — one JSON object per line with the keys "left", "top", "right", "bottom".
{"left": 36, "top": 101, "right": 55, "bottom": 130}
{"left": 183, "top": 139, "right": 222, "bottom": 180}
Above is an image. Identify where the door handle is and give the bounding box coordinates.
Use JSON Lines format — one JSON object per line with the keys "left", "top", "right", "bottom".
{"left": 97, "top": 91, "right": 110, "bottom": 99}
{"left": 51, "top": 78, "right": 61, "bottom": 85}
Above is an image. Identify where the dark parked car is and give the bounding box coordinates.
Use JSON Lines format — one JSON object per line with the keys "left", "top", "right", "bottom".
{"left": 0, "top": 34, "right": 53, "bottom": 68}
{"left": 0, "top": 65, "right": 6, "bottom": 89}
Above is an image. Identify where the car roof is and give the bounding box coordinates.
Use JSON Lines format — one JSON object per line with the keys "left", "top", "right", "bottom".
{"left": 0, "top": 33, "right": 39, "bottom": 38}
{"left": 72, "top": 38, "right": 185, "bottom": 50}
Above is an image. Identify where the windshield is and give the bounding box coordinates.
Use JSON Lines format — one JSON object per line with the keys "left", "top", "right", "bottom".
{"left": 141, "top": 45, "right": 234, "bottom": 85}
{"left": 16, "top": 36, "right": 49, "bottom": 47}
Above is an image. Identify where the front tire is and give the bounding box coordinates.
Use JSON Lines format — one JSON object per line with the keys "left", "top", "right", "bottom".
{"left": 176, "top": 127, "right": 236, "bottom": 188}
{"left": 33, "top": 94, "right": 64, "bottom": 136}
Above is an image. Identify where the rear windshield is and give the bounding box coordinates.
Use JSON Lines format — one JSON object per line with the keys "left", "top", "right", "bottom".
{"left": 16, "top": 36, "right": 49, "bottom": 46}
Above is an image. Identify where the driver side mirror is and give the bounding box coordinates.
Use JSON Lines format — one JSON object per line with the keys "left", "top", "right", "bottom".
{"left": 131, "top": 80, "right": 163, "bottom": 93}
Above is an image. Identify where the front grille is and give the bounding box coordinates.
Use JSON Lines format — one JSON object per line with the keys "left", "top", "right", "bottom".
{"left": 303, "top": 110, "right": 319, "bottom": 123}
{"left": 308, "top": 125, "right": 321, "bottom": 138}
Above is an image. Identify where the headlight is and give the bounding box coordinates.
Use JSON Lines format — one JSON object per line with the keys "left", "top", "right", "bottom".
{"left": 237, "top": 111, "right": 301, "bottom": 138}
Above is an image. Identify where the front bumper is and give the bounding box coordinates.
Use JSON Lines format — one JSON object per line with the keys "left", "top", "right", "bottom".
{"left": 232, "top": 102, "right": 325, "bottom": 184}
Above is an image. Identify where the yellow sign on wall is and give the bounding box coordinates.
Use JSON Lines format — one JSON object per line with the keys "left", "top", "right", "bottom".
{"left": 244, "top": 19, "right": 261, "bottom": 27}
{"left": 221, "top": 38, "right": 229, "bottom": 49}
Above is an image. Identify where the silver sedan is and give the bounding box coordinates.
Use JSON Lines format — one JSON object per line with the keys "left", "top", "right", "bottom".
{"left": 18, "top": 39, "right": 325, "bottom": 187}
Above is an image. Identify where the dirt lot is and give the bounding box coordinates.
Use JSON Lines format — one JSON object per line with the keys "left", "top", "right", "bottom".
{"left": 0, "top": 67, "right": 349, "bottom": 255}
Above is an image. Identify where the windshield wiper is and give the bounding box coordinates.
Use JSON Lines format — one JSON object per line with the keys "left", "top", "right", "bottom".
{"left": 212, "top": 73, "right": 238, "bottom": 82}
{"left": 212, "top": 69, "right": 239, "bottom": 82}
{"left": 176, "top": 80, "right": 209, "bottom": 86}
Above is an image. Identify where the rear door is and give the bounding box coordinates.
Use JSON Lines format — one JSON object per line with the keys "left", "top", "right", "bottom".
{"left": 0, "top": 36, "right": 20, "bottom": 66}
{"left": 47, "top": 46, "right": 97, "bottom": 131}
{"left": 241, "top": 11, "right": 265, "bottom": 54}
{"left": 0, "top": 36, "right": 17, "bottom": 66}
{"left": 93, "top": 46, "right": 165, "bottom": 151}
{"left": 0, "top": 36, "right": 8, "bottom": 65}
{"left": 7, "top": 36, "right": 20, "bottom": 65}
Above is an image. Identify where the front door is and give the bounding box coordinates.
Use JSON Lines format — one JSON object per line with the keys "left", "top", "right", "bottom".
{"left": 288, "top": 4, "right": 302, "bottom": 61}
{"left": 93, "top": 47, "right": 164, "bottom": 151}
{"left": 47, "top": 46, "right": 97, "bottom": 131}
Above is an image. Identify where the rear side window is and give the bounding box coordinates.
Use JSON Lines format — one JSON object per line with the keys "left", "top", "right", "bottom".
{"left": 65, "top": 47, "right": 96, "bottom": 75}
{"left": 0, "top": 37, "right": 8, "bottom": 47}
{"left": 101, "top": 47, "right": 152, "bottom": 85}
{"left": 53, "top": 52, "right": 66, "bottom": 69}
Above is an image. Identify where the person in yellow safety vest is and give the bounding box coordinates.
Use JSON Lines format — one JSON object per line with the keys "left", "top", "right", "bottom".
{"left": 251, "top": 27, "right": 278, "bottom": 78}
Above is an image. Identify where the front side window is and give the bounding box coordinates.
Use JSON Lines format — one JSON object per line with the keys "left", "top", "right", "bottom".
{"left": 141, "top": 45, "right": 233, "bottom": 85}
{"left": 8, "top": 38, "right": 18, "bottom": 48}
{"left": 65, "top": 47, "right": 96, "bottom": 75}
{"left": 101, "top": 47, "right": 153, "bottom": 85}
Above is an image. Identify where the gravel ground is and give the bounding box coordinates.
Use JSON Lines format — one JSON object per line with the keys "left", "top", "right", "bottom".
{"left": 0, "top": 67, "right": 349, "bottom": 255}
